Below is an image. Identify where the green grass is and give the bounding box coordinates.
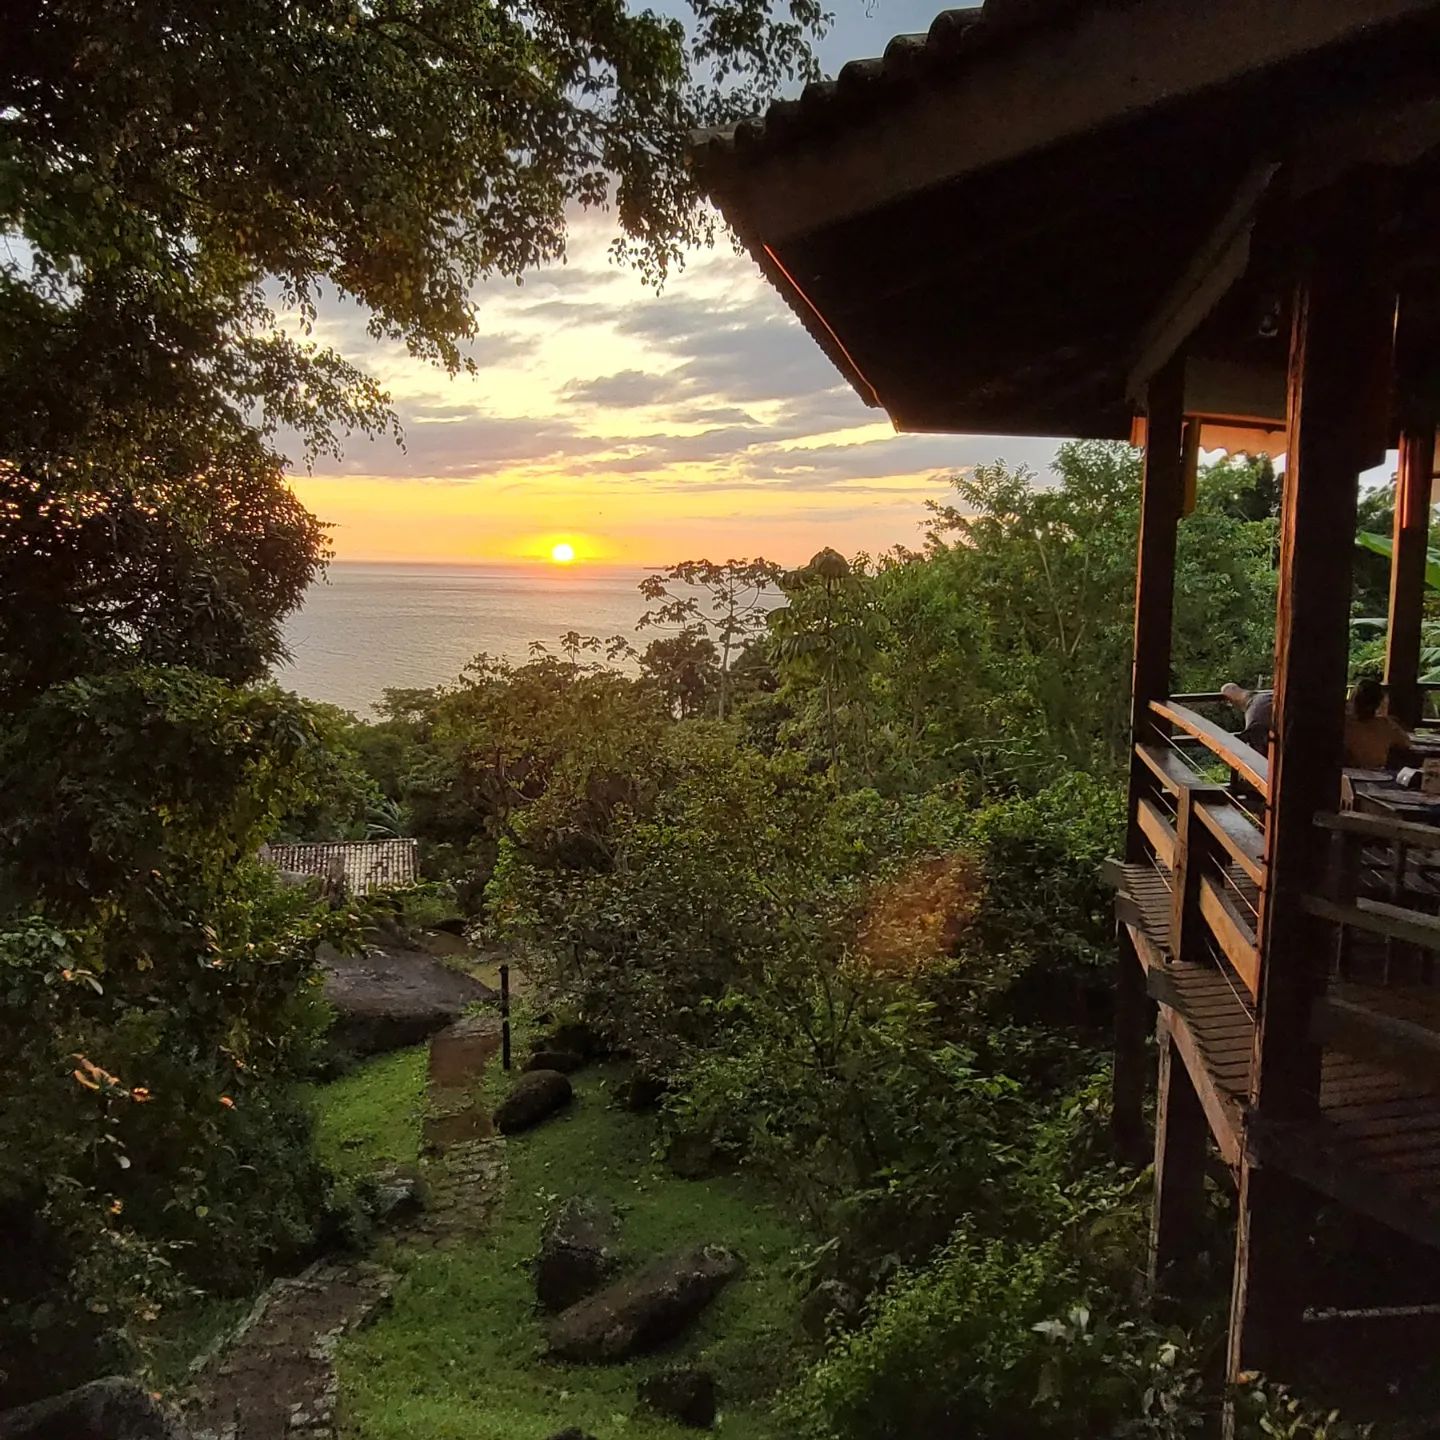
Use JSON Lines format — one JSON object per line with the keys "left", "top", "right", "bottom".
{"left": 331, "top": 1038, "right": 809, "bottom": 1439}
{"left": 308, "top": 1045, "right": 429, "bottom": 1180}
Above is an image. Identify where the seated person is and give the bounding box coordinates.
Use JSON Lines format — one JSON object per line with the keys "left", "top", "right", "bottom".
{"left": 1220, "top": 682, "right": 1273, "bottom": 753}
{"left": 1344, "top": 677, "right": 1413, "bottom": 769}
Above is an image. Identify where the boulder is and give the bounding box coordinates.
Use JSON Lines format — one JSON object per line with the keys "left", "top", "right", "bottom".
{"left": 546, "top": 1245, "right": 742, "bottom": 1363}
{"left": 318, "top": 941, "right": 494, "bottom": 1056}
{"left": 525, "top": 1048, "right": 585, "bottom": 1075}
{"left": 616, "top": 1072, "right": 667, "bottom": 1112}
{"left": 801, "top": 1278, "right": 863, "bottom": 1340}
{"left": 0, "top": 1377, "right": 190, "bottom": 1440}
{"left": 367, "top": 1172, "right": 423, "bottom": 1226}
{"left": 638, "top": 1367, "right": 717, "bottom": 1429}
{"left": 537, "top": 1196, "right": 622, "bottom": 1311}
{"left": 494, "top": 1070, "right": 573, "bottom": 1135}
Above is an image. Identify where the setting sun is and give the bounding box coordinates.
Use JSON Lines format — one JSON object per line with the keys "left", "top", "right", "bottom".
{"left": 550, "top": 542, "right": 577, "bottom": 565}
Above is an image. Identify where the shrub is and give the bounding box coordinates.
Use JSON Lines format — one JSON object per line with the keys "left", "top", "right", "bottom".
{"left": 0, "top": 671, "right": 352, "bottom": 1399}
{"left": 785, "top": 1230, "right": 1207, "bottom": 1440}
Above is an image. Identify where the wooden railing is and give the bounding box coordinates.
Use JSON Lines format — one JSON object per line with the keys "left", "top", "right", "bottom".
{"left": 1149, "top": 699, "right": 1270, "bottom": 797}
{"left": 1122, "top": 696, "right": 1268, "bottom": 999}
{"left": 1120, "top": 697, "right": 1440, "bottom": 1087}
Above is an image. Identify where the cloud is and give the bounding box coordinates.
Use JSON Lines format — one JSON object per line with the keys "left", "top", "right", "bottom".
{"left": 563, "top": 369, "right": 687, "bottom": 408}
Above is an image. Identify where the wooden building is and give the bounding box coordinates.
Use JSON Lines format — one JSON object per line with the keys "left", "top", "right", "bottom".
{"left": 693, "top": 0, "right": 1440, "bottom": 1417}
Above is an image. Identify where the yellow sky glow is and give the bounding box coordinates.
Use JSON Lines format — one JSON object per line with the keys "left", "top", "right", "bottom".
{"left": 284, "top": 215, "right": 1060, "bottom": 566}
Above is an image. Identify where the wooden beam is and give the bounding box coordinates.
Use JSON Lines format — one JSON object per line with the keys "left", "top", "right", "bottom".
{"left": 1312, "top": 993, "right": 1440, "bottom": 1087}
{"left": 1136, "top": 742, "right": 1213, "bottom": 796}
{"left": 1115, "top": 893, "right": 1146, "bottom": 930}
{"left": 1115, "top": 358, "right": 1186, "bottom": 1158}
{"left": 1128, "top": 162, "right": 1280, "bottom": 401}
{"left": 1229, "top": 178, "right": 1396, "bottom": 1394}
{"left": 1171, "top": 788, "right": 1204, "bottom": 965}
{"left": 1149, "top": 1025, "right": 1210, "bottom": 1295}
{"left": 1316, "top": 808, "right": 1440, "bottom": 852}
{"left": 1386, "top": 423, "right": 1436, "bottom": 730}
{"left": 1195, "top": 799, "right": 1266, "bottom": 888}
{"left": 1249, "top": 1115, "right": 1440, "bottom": 1252}
{"left": 1304, "top": 893, "right": 1440, "bottom": 952}
{"left": 1159, "top": 1002, "right": 1244, "bottom": 1169}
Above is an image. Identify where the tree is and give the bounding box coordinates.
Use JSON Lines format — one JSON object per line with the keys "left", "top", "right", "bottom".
{"left": 638, "top": 559, "right": 784, "bottom": 719}
{"left": 771, "top": 548, "right": 882, "bottom": 773}
{"left": 915, "top": 443, "right": 1277, "bottom": 775}
{"left": 640, "top": 631, "right": 721, "bottom": 719}
{"left": 2, "top": 1, "right": 829, "bottom": 687}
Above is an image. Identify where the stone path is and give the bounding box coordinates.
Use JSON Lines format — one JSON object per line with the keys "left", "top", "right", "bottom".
{"left": 414, "top": 1012, "right": 506, "bottom": 1244}
{"left": 183, "top": 1261, "right": 394, "bottom": 1440}
{"left": 183, "top": 1012, "right": 506, "bottom": 1438}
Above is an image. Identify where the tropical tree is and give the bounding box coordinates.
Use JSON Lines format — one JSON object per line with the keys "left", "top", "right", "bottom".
{"left": 771, "top": 548, "right": 883, "bottom": 773}
{"left": 638, "top": 559, "right": 785, "bottom": 719}
{"left": 641, "top": 631, "right": 721, "bottom": 719}
{"left": 915, "top": 443, "right": 1277, "bottom": 775}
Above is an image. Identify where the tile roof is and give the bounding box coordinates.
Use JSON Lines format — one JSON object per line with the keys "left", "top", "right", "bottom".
{"left": 689, "top": 0, "right": 1096, "bottom": 172}
{"left": 264, "top": 839, "right": 419, "bottom": 896}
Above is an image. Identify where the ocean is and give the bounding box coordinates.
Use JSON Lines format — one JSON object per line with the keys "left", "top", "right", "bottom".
{"left": 276, "top": 561, "right": 749, "bottom": 716}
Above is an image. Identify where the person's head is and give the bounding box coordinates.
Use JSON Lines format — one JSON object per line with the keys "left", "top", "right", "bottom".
{"left": 1221, "top": 682, "right": 1252, "bottom": 713}
{"left": 1351, "top": 677, "right": 1386, "bottom": 720}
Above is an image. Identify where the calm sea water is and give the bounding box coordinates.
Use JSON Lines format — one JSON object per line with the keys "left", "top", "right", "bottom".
{"left": 275, "top": 562, "right": 713, "bottom": 716}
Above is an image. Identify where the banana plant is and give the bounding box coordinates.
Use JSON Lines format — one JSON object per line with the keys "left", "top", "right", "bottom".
{"left": 1355, "top": 530, "right": 1440, "bottom": 591}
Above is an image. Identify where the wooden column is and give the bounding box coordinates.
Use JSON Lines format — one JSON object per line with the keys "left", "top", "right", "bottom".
{"left": 1113, "top": 356, "right": 1187, "bottom": 1159}
{"left": 1227, "top": 184, "right": 1395, "bottom": 1388}
{"left": 1149, "top": 1024, "right": 1208, "bottom": 1295}
{"left": 1385, "top": 425, "right": 1436, "bottom": 730}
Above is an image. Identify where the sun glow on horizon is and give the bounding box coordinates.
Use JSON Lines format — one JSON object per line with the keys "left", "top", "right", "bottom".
{"left": 550, "top": 541, "right": 577, "bottom": 565}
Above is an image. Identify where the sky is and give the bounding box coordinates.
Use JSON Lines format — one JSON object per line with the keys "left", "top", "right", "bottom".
{"left": 284, "top": 2, "right": 1067, "bottom": 568}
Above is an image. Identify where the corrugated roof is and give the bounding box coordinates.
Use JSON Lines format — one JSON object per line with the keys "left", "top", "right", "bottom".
{"left": 265, "top": 839, "right": 419, "bottom": 896}
{"left": 690, "top": 0, "right": 1096, "bottom": 173}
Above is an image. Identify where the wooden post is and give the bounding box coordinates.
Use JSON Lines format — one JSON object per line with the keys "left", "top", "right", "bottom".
{"left": 500, "top": 963, "right": 512, "bottom": 1071}
{"left": 1227, "top": 182, "right": 1395, "bottom": 1390}
{"left": 1149, "top": 1023, "right": 1208, "bottom": 1295}
{"left": 1114, "top": 357, "right": 1187, "bottom": 1158}
{"left": 1386, "top": 425, "right": 1435, "bottom": 730}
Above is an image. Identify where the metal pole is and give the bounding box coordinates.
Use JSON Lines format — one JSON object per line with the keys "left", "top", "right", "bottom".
{"left": 500, "top": 963, "right": 511, "bottom": 1071}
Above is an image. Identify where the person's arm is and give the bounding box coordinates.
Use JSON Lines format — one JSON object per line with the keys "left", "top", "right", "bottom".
{"left": 1386, "top": 719, "right": 1419, "bottom": 769}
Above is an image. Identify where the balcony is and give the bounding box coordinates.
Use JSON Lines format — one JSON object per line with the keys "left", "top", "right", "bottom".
{"left": 1113, "top": 696, "right": 1440, "bottom": 1249}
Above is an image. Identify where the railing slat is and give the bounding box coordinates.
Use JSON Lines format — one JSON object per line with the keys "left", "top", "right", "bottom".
{"left": 1195, "top": 798, "right": 1266, "bottom": 887}
{"left": 1135, "top": 742, "right": 1227, "bottom": 797}
{"left": 1304, "top": 894, "right": 1440, "bottom": 953}
{"left": 1149, "top": 699, "right": 1270, "bottom": 796}
{"left": 1138, "top": 797, "right": 1179, "bottom": 870}
{"left": 1199, "top": 873, "right": 1260, "bottom": 996}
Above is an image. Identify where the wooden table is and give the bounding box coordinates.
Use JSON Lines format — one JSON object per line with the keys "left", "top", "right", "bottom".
{"left": 1344, "top": 769, "right": 1440, "bottom": 827}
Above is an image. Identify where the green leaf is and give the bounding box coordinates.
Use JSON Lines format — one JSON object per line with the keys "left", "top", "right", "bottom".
{"left": 1355, "top": 529, "right": 1440, "bottom": 591}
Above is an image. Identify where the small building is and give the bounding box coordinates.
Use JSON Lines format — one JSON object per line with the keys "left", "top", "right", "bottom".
{"left": 263, "top": 839, "right": 419, "bottom": 896}
{"left": 695, "top": 0, "right": 1440, "bottom": 1420}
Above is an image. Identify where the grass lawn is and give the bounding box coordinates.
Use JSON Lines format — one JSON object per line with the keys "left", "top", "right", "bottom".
{"left": 329, "top": 1037, "right": 809, "bottom": 1439}
{"left": 309, "top": 1045, "right": 429, "bottom": 1180}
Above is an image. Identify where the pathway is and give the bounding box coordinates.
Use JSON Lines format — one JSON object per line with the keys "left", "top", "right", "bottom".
{"left": 183, "top": 1013, "right": 506, "bottom": 1438}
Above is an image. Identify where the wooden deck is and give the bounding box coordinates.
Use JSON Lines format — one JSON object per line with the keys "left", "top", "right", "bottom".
{"left": 1127, "top": 903, "right": 1440, "bottom": 1246}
